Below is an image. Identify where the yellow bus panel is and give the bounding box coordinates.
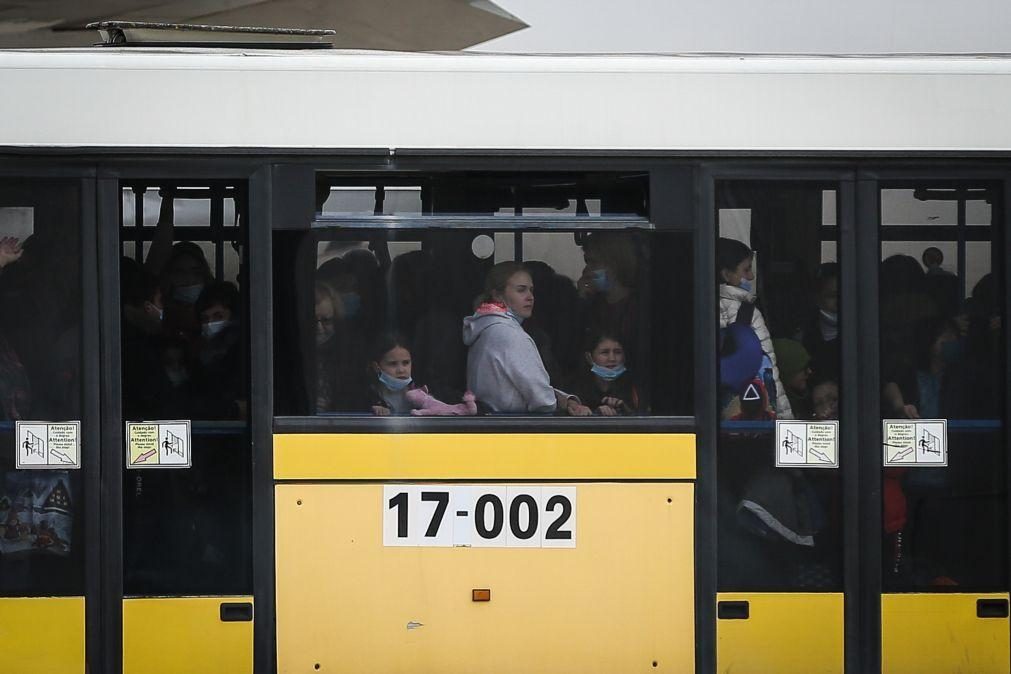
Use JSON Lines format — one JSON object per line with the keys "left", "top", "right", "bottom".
{"left": 0, "top": 596, "right": 84, "bottom": 674}
{"left": 123, "top": 596, "right": 253, "bottom": 674}
{"left": 716, "top": 592, "right": 843, "bottom": 674}
{"left": 273, "top": 432, "right": 696, "bottom": 481}
{"left": 276, "top": 482, "right": 695, "bottom": 673}
{"left": 882, "top": 593, "right": 1010, "bottom": 674}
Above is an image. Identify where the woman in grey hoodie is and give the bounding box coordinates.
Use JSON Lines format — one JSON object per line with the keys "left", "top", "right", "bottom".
{"left": 463, "top": 262, "right": 586, "bottom": 415}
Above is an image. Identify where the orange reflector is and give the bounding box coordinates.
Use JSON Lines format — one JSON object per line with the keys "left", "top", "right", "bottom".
{"left": 472, "top": 589, "right": 491, "bottom": 602}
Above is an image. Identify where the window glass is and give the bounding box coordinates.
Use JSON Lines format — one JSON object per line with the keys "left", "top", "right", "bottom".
{"left": 0, "top": 180, "right": 84, "bottom": 596}
{"left": 119, "top": 182, "right": 252, "bottom": 596}
{"left": 716, "top": 181, "right": 842, "bottom": 591}
{"left": 878, "top": 182, "right": 1006, "bottom": 591}
{"left": 273, "top": 227, "right": 692, "bottom": 418}
{"left": 316, "top": 172, "right": 649, "bottom": 219}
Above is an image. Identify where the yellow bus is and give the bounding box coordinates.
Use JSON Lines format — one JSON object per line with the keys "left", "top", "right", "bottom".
{"left": 0, "top": 40, "right": 1010, "bottom": 673}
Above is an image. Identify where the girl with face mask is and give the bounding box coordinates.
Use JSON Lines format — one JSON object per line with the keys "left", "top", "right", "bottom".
{"left": 566, "top": 333, "right": 644, "bottom": 416}
{"left": 717, "top": 237, "right": 794, "bottom": 420}
{"left": 367, "top": 334, "right": 418, "bottom": 416}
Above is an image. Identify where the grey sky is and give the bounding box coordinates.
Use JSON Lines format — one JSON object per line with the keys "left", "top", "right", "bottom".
{"left": 471, "top": 0, "right": 1011, "bottom": 53}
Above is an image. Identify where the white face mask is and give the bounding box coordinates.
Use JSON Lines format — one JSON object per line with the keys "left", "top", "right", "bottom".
{"left": 201, "top": 320, "right": 230, "bottom": 339}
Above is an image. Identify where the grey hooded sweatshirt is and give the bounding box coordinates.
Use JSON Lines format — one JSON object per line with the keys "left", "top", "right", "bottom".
{"left": 462, "top": 310, "right": 557, "bottom": 413}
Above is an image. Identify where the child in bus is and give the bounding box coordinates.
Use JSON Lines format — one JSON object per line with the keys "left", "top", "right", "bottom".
{"left": 368, "top": 333, "right": 416, "bottom": 416}
{"left": 368, "top": 333, "right": 476, "bottom": 416}
{"left": 718, "top": 237, "right": 793, "bottom": 419}
{"left": 567, "top": 332, "right": 643, "bottom": 415}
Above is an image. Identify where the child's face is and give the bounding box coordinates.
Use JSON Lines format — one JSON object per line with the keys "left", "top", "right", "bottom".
{"left": 376, "top": 346, "right": 412, "bottom": 379}
{"left": 721, "top": 256, "right": 754, "bottom": 288}
{"left": 589, "top": 338, "right": 625, "bottom": 369}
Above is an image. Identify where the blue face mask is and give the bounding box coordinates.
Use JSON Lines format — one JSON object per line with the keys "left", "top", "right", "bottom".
{"left": 340, "top": 292, "right": 362, "bottom": 319}
{"left": 378, "top": 371, "right": 412, "bottom": 391}
{"left": 590, "top": 268, "right": 612, "bottom": 292}
{"left": 591, "top": 363, "right": 627, "bottom": 380}
{"left": 739, "top": 279, "right": 753, "bottom": 292}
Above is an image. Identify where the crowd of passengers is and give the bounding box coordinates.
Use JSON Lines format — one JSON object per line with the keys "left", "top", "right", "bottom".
{"left": 718, "top": 237, "right": 999, "bottom": 425}
{"left": 718, "top": 236, "right": 1003, "bottom": 589}
{"left": 117, "top": 190, "right": 246, "bottom": 421}
{"left": 313, "top": 232, "right": 647, "bottom": 417}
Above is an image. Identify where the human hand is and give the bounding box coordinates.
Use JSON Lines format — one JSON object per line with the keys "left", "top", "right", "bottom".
{"left": 0, "top": 237, "right": 23, "bottom": 269}
{"left": 598, "top": 404, "right": 618, "bottom": 417}
{"left": 372, "top": 405, "right": 390, "bottom": 416}
{"left": 567, "top": 401, "right": 592, "bottom": 417}
{"left": 601, "top": 396, "right": 625, "bottom": 409}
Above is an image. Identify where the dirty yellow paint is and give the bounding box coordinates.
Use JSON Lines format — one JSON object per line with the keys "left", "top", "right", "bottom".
{"left": 717, "top": 593, "right": 843, "bottom": 673}
{"left": 0, "top": 596, "right": 84, "bottom": 674}
{"left": 882, "top": 593, "right": 1010, "bottom": 674}
{"left": 276, "top": 482, "right": 695, "bottom": 673}
{"left": 123, "top": 596, "right": 253, "bottom": 674}
{"left": 273, "top": 432, "right": 696, "bottom": 480}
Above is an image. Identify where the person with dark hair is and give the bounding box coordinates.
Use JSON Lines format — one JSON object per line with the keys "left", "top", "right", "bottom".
{"left": 576, "top": 233, "right": 640, "bottom": 347}
{"left": 366, "top": 332, "right": 416, "bottom": 415}
{"left": 566, "top": 333, "right": 644, "bottom": 416}
{"left": 801, "top": 262, "right": 840, "bottom": 381}
{"left": 921, "top": 247, "right": 960, "bottom": 318}
{"left": 463, "top": 262, "right": 586, "bottom": 415}
{"left": 717, "top": 237, "right": 793, "bottom": 419}
{"left": 192, "top": 281, "right": 245, "bottom": 419}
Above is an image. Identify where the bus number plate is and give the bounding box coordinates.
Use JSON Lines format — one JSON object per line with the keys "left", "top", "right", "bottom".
{"left": 383, "top": 485, "right": 576, "bottom": 548}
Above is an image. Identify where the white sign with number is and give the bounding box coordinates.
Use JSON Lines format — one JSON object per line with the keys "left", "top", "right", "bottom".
{"left": 775, "top": 420, "right": 839, "bottom": 468}
{"left": 383, "top": 485, "right": 576, "bottom": 548}
{"left": 883, "top": 419, "right": 947, "bottom": 467}
{"left": 15, "top": 421, "right": 81, "bottom": 469}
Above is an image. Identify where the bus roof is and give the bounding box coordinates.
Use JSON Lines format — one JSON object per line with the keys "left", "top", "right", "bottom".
{"left": 2, "top": 49, "right": 1011, "bottom": 152}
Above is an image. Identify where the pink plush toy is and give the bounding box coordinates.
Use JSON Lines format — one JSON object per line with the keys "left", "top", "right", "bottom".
{"left": 406, "top": 387, "right": 478, "bottom": 416}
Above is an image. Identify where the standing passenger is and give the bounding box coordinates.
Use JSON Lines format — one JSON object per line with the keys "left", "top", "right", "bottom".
{"left": 718, "top": 237, "right": 793, "bottom": 419}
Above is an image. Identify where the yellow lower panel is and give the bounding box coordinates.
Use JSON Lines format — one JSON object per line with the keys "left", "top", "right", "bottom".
{"left": 716, "top": 593, "right": 843, "bottom": 674}
{"left": 276, "top": 482, "right": 695, "bottom": 673}
{"left": 273, "top": 433, "right": 696, "bottom": 480}
{"left": 123, "top": 596, "right": 253, "bottom": 674}
{"left": 0, "top": 596, "right": 84, "bottom": 674}
{"left": 882, "top": 593, "right": 1010, "bottom": 674}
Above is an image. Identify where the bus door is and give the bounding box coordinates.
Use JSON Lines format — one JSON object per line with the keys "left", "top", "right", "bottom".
{"left": 0, "top": 176, "right": 97, "bottom": 673}
{"left": 114, "top": 181, "right": 253, "bottom": 674}
{"left": 714, "top": 178, "right": 848, "bottom": 672}
{"left": 874, "top": 179, "right": 1009, "bottom": 673}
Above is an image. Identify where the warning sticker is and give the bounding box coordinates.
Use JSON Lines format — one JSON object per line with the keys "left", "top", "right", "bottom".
{"left": 775, "top": 420, "right": 839, "bottom": 468}
{"left": 15, "top": 421, "right": 81, "bottom": 470}
{"left": 883, "top": 419, "right": 947, "bottom": 467}
{"left": 126, "top": 420, "right": 191, "bottom": 469}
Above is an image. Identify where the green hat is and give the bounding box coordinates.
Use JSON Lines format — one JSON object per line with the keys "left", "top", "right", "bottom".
{"left": 772, "top": 338, "right": 811, "bottom": 382}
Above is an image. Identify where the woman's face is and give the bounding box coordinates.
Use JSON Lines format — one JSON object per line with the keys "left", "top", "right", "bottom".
{"left": 588, "top": 338, "right": 625, "bottom": 368}
{"left": 376, "top": 346, "right": 412, "bottom": 380}
{"left": 496, "top": 271, "right": 535, "bottom": 319}
{"left": 721, "top": 256, "right": 754, "bottom": 288}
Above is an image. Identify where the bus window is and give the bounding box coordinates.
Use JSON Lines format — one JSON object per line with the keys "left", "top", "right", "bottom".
{"left": 273, "top": 172, "right": 692, "bottom": 419}
{"left": 716, "top": 181, "right": 843, "bottom": 591}
{"left": 0, "top": 179, "right": 84, "bottom": 596}
{"left": 879, "top": 183, "right": 1006, "bottom": 590}
{"left": 119, "top": 183, "right": 252, "bottom": 596}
